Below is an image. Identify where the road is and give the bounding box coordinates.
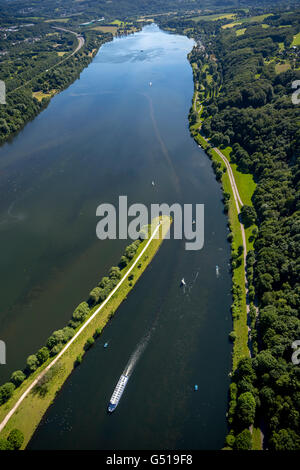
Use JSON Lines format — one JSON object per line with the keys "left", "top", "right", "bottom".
{"left": 51, "top": 27, "right": 85, "bottom": 55}
{"left": 0, "top": 221, "right": 163, "bottom": 434}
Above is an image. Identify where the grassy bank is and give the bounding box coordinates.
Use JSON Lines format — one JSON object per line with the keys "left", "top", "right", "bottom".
{"left": 188, "top": 60, "right": 261, "bottom": 448}
{"left": 209, "top": 148, "right": 249, "bottom": 369}
{"left": 220, "top": 146, "right": 257, "bottom": 252}
{"left": 0, "top": 31, "right": 111, "bottom": 148}
{"left": 0, "top": 216, "right": 171, "bottom": 449}
{"left": 190, "top": 96, "right": 250, "bottom": 369}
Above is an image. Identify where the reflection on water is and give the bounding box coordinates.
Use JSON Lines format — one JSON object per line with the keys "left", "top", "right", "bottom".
{"left": 0, "top": 24, "right": 232, "bottom": 449}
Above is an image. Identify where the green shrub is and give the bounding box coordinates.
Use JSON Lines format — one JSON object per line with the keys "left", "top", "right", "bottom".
{"left": 225, "top": 433, "right": 235, "bottom": 447}
{"left": 0, "top": 382, "right": 15, "bottom": 405}
{"left": 229, "top": 331, "right": 236, "bottom": 342}
{"left": 10, "top": 370, "right": 26, "bottom": 387}
{"left": 26, "top": 354, "right": 39, "bottom": 373}
{"left": 37, "top": 347, "right": 50, "bottom": 365}
{"left": 50, "top": 343, "right": 63, "bottom": 357}
{"left": 234, "top": 429, "right": 252, "bottom": 450}
{"left": 7, "top": 429, "right": 24, "bottom": 450}
{"left": 75, "top": 354, "right": 83, "bottom": 366}
{"left": 84, "top": 337, "right": 95, "bottom": 351}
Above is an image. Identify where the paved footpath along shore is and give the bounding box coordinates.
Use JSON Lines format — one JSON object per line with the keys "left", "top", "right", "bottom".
{"left": 0, "top": 221, "right": 164, "bottom": 434}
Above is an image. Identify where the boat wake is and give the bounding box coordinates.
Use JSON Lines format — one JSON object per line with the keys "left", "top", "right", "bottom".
{"left": 7, "top": 201, "right": 26, "bottom": 222}
{"left": 181, "top": 271, "right": 199, "bottom": 295}
{"left": 108, "top": 314, "right": 159, "bottom": 412}
{"left": 123, "top": 317, "right": 158, "bottom": 377}
{"left": 0, "top": 201, "right": 26, "bottom": 231}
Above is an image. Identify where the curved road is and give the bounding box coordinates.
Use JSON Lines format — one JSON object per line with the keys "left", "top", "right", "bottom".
{"left": 52, "top": 26, "right": 85, "bottom": 55}
{"left": 9, "top": 28, "right": 85, "bottom": 95}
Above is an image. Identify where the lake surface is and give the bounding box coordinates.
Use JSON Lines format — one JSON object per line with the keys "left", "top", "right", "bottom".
{"left": 0, "top": 24, "right": 232, "bottom": 449}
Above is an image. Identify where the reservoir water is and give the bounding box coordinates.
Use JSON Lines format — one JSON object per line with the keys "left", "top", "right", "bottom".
{"left": 0, "top": 24, "right": 232, "bottom": 449}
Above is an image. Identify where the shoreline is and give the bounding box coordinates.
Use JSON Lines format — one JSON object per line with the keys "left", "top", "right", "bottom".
{"left": 0, "top": 216, "right": 171, "bottom": 449}
{"left": 0, "top": 31, "right": 112, "bottom": 148}
{"left": 186, "top": 51, "right": 262, "bottom": 449}
{"left": 188, "top": 57, "right": 250, "bottom": 370}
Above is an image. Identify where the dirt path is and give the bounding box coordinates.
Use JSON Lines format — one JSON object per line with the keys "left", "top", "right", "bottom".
{"left": 214, "top": 148, "right": 243, "bottom": 207}
{"left": 198, "top": 136, "right": 256, "bottom": 322}
{"left": 212, "top": 147, "right": 249, "bottom": 314}
{"left": 197, "top": 131, "right": 249, "bottom": 316}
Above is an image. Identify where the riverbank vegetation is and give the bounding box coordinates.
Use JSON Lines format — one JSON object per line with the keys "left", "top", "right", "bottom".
{"left": 0, "top": 216, "right": 171, "bottom": 449}
{"left": 160, "top": 5, "right": 300, "bottom": 451}
{"left": 0, "top": 18, "right": 112, "bottom": 146}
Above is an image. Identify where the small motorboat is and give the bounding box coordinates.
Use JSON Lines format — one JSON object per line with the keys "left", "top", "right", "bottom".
{"left": 151, "top": 180, "right": 155, "bottom": 187}
{"left": 216, "top": 265, "right": 219, "bottom": 276}
{"left": 194, "top": 385, "right": 198, "bottom": 391}
{"left": 104, "top": 342, "right": 109, "bottom": 348}
{"left": 181, "top": 278, "right": 186, "bottom": 287}
{"left": 192, "top": 219, "right": 196, "bottom": 225}
{"left": 149, "top": 81, "right": 152, "bottom": 86}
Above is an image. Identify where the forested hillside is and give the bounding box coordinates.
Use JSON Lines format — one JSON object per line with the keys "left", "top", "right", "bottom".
{"left": 160, "top": 8, "right": 300, "bottom": 450}
{"left": 0, "top": 24, "right": 110, "bottom": 144}
{"left": 0, "top": 0, "right": 295, "bottom": 21}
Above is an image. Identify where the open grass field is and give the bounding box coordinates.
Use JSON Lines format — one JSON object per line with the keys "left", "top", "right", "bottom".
{"left": 236, "top": 28, "right": 246, "bottom": 36}
{"left": 91, "top": 26, "right": 118, "bottom": 34}
{"left": 0, "top": 216, "right": 171, "bottom": 449}
{"left": 222, "top": 22, "right": 242, "bottom": 29}
{"left": 275, "top": 62, "right": 291, "bottom": 74}
{"left": 292, "top": 32, "right": 300, "bottom": 46}
{"left": 252, "top": 426, "right": 263, "bottom": 450}
{"left": 221, "top": 147, "right": 256, "bottom": 207}
{"left": 33, "top": 90, "right": 57, "bottom": 101}
{"left": 243, "top": 14, "right": 273, "bottom": 23}
{"left": 192, "top": 13, "right": 236, "bottom": 22}
{"left": 223, "top": 13, "right": 273, "bottom": 30}
{"left": 45, "top": 18, "right": 70, "bottom": 23}
{"left": 110, "top": 19, "right": 123, "bottom": 25}
{"left": 137, "top": 17, "right": 154, "bottom": 23}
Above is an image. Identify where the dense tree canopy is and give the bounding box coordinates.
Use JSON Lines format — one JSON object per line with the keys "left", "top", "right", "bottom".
{"left": 162, "top": 7, "right": 300, "bottom": 449}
